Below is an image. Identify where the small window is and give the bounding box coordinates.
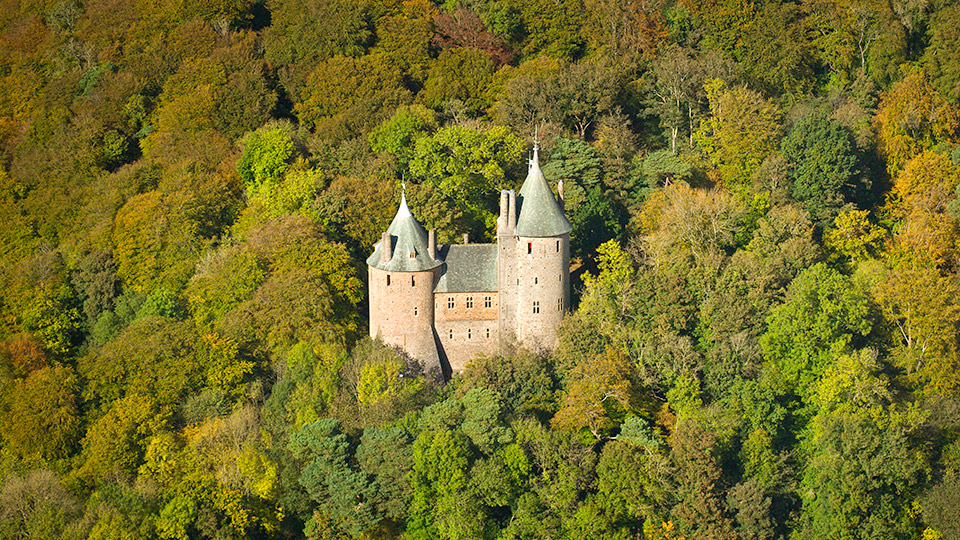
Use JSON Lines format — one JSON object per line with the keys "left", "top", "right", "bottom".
{"left": 411, "top": 276, "right": 416, "bottom": 286}
{"left": 449, "top": 329, "right": 453, "bottom": 339}
{"left": 533, "top": 301, "right": 540, "bottom": 314}
{"left": 468, "top": 329, "right": 472, "bottom": 339}
{"left": 484, "top": 296, "right": 492, "bottom": 308}
{"left": 447, "top": 297, "right": 455, "bottom": 309}
{"left": 558, "top": 298, "right": 563, "bottom": 311}
{"left": 409, "top": 251, "right": 416, "bottom": 259}
{"left": 534, "top": 277, "right": 538, "bottom": 284}
{"left": 386, "top": 275, "right": 391, "bottom": 286}
{"left": 527, "top": 242, "right": 532, "bottom": 254}
{"left": 414, "top": 306, "right": 418, "bottom": 316}
{"left": 559, "top": 274, "right": 562, "bottom": 282}
{"left": 556, "top": 240, "right": 560, "bottom": 252}
{"left": 466, "top": 296, "right": 474, "bottom": 308}
{"left": 486, "top": 328, "right": 490, "bottom": 338}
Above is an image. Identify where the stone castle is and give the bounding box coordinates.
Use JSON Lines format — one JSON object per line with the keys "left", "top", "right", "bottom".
{"left": 366, "top": 145, "right": 571, "bottom": 376}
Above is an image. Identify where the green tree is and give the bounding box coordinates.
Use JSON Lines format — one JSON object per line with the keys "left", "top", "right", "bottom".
{"left": 236, "top": 122, "right": 298, "bottom": 195}
{"left": 408, "top": 124, "right": 525, "bottom": 236}
{"left": 780, "top": 111, "right": 861, "bottom": 227}
{"left": 760, "top": 263, "right": 872, "bottom": 400}
{"left": 798, "top": 350, "right": 929, "bottom": 539}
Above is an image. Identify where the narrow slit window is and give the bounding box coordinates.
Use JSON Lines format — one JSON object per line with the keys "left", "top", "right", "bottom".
{"left": 558, "top": 298, "right": 562, "bottom": 311}
{"left": 533, "top": 301, "right": 540, "bottom": 314}
{"left": 534, "top": 277, "right": 538, "bottom": 284}
{"left": 411, "top": 276, "right": 415, "bottom": 286}
{"left": 556, "top": 240, "right": 560, "bottom": 252}
{"left": 386, "top": 275, "right": 390, "bottom": 286}
{"left": 466, "top": 296, "right": 474, "bottom": 308}
{"left": 414, "top": 306, "right": 418, "bottom": 316}
{"left": 527, "top": 242, "right": 532, "bottom": 254}
{"left": 486, "top": 328, "right": 490, "bottom": 338}
{"left": 448, "top": 329, "right": 453, "bottom": 339}
{"left": 468, "top": 329, "right": 472, "bottom": 339}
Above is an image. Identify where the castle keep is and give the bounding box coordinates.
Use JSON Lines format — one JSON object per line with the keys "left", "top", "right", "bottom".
{"left": 366, "top": 146, "right": 571, "bottom": 375}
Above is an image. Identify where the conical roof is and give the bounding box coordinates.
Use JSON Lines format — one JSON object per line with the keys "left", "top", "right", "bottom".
{"left": 516, "top": 145, "right": 572, "bottom": 237}
{"left": 367, "top": 192, "right": 441, "bottom": 272}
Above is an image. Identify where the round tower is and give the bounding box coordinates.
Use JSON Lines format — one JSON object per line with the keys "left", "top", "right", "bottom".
{"left": 514, "top": 144, "right": 572, "bottom": 352}
{"left": 367, "top": 191, "right": 442, "bottom": 374}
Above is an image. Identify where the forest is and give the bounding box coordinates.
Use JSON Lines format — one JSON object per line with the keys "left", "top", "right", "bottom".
{"left": 1, "top": 0, "right": 959, "bottom": 538}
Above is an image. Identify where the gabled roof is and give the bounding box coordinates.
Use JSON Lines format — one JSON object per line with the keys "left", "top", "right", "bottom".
{"left": 516, "top": 145, "right": 573, "bottom": 237}
{"left": 366, "top": 192, "right": 442, "bottom": 272}
{"left": 434, "top": 244, "right": 498, "bottom": 293}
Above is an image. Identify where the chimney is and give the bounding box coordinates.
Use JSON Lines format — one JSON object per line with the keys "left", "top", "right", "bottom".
{"left": 380, "top": 232, "right": 392, "bottom": 263}
{"left": 428, "top": 229, "right": 436, "bottom": 259}
{"left": 463, "top": 233, "right": 469, "bottom": 244}
{"left": 508, "top": 191, "right": 516, "bottom": 230}
{"left": 558, "top": 179, "right": 565, "bottom": 209}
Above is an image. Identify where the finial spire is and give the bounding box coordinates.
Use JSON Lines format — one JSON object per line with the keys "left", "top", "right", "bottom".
{"left": 397, "top": 180, "right": 411, "bottom": 218}
{"left": 530, "top": 126, "right": 541, "bottom": 170}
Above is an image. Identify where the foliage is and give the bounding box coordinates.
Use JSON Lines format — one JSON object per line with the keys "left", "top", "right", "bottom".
{"left": 3, "top": 2, "right": 960, "bottom": 539}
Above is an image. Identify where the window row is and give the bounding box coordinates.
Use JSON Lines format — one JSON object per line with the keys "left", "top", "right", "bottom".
{"left": 442, "top": 296, "right": 493, "bottom": 309}
{"left": 385, "top": 275, "right": 419, "bottom": 286}
{"left": 446, "top": 328, "right": 491, "bottom": 340}
{"left": 526, "top": 240, "right": 562, "bottom": 254}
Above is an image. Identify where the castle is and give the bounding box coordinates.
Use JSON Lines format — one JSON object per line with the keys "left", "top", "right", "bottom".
{"left": 366, "top": 145, "right": 571, "bottom": 376}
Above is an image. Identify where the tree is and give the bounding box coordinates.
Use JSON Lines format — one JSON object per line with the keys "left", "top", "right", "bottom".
{"left": 694, "top": 80, "right": 782, "bottom": 193}
{"left": 824, "top": 209, "right": 885, "bottom": 264}
{"left": 874, "top": 67, "right": 959, "bottom": 175}
{"left": 584, "top": 0, "right": 667, "bottom": 60}
{"left": 0, "top": 470, "right": 80, "bottom": 540}
{"left": 236, "top": 122, "right": 298, "bottom": 195}
{"left": 552, "top": 347, "right": 643, "bottom": 440}
{"left": 368, "top": 104, "right": 437, "bottom": 167}
{"left": 0, "top": 365, "right": 81, "bottom": 460}
{"left": 294, "top": 53, "right": 410, "bottom": 143}
{"left": 780, "top": 110, "right": 861, "bottom": 227}
{"left": 798, "top": 350, "right": 929, "bottom": 539}
{"left": 921, "top": 4, "right": 960, "bottom": 104}
{"left": 870, "top": 263, "right": 960, "bottom": 396}
{"left": 263, "top": 0, "right": 374, "bottom": 99}
{"left": 408, "top": 124, "right": 524, "bottom": 236}
{"left": 760, "top": 263, "right": 872, "bottom": 400}
{"left": 421, "top": 47, "right": 496, "bottom": 116}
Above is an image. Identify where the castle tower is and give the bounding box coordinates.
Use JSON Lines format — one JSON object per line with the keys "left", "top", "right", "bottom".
{"left": 512, "top": 144, "right": 572, "bottom": 351}
{"left": 366, "top": 191, "right": 443, "bottom": 374}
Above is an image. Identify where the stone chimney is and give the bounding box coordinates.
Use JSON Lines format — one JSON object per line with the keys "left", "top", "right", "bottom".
{"left": 380, "top": 232, "right": 392, "bottom": 263}
{"left": 463, "top": 233, "right": 469, "bottom": 244}
{"left": 428, "top": 229, "right": 436, "bottom": 259}
{"left": 507, "top": 191, "right": 516, "bottom": 231}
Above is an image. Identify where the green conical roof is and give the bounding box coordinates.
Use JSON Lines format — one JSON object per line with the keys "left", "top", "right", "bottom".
{"left": 516, "top": 145, "right": 572, "bottom": 237}
{"left": 367, "top": 192, "right": 441, "bottom": 272}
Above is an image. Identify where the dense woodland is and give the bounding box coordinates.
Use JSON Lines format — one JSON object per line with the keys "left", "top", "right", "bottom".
{"left": 1, "top": 0, "right": 960, "bottom": 538}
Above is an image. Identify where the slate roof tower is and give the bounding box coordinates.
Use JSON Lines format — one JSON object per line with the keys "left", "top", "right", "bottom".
{"left": 367, "top": 190, "right": 443, "bottom": 375}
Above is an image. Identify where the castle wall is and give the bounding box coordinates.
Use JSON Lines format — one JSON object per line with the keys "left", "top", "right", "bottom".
{"left": 434, "top": 292, "right": 498, "bottom": 322}
{"left": 434, "top": 292, "right": 499, "bottom": 373}
{"left": 515, "top": 233, "right": 569, "bottom": 352}
{"left": 436, "top": 320, "right": 500, "bottom": 374}
{"left": 368, "top": 266, "right": 441, "bottom": 374}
